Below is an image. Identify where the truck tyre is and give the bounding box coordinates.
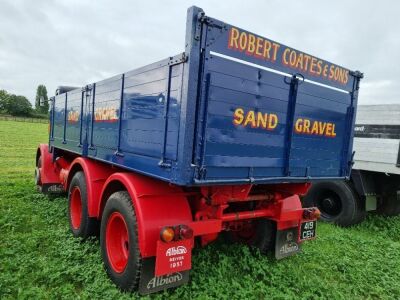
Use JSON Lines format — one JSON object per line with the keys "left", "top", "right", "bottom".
{"left": 100, "top": 191, "right": 142, "bottom": 291}
{"left": 68, "top": 171, "right": 98, "bottom": 238}
{"left": 377, "top": 184, "right": 400, "bottom": 216}
{"left": 302, "top": 181, "right": 365, "bottom": 227}
{"left": 34, "top": 155, "right": 42, "bottom": 186}
{"left": 224, "top": 219, "right": 276, "bottom": 254}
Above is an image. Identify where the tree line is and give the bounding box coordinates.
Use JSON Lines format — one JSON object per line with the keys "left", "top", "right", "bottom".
{"left": 0, "top": 85, "right": 49, "bottom": 117}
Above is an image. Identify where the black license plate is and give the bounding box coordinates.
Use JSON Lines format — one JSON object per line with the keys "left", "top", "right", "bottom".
{"left": 300, "top": 220, "right": 317, "bottom": 241}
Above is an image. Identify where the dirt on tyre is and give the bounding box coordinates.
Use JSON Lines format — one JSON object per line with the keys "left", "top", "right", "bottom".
{"left": 302, "top": 181, "right": 366, "bottom": 227}
{"left": 100, "top": 191, "right": 142, "bottom": 292}
{"left": 68, "top": 171, "right": 99, "bottom": 238}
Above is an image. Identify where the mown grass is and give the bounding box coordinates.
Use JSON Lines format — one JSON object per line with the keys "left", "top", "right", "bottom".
{"left": 1, "top": 120, "right": 400, "bottom": 299}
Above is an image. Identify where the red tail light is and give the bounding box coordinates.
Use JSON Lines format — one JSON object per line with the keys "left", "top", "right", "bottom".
{"left": 160, "top": 225, "right": 193, "bottom": 242}
{"left": 303, "top": 207, "right": 321, "bottom": 220}
{"left": 179, "top": 225, "right": 193, "bottom": 239}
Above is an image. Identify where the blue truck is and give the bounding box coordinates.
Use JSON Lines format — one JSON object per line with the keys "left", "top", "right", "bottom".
{"left": 35, "top": 6, "right": 363, "bottom": 294}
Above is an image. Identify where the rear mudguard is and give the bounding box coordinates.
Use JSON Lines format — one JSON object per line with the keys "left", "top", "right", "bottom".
{"left": 99, "top": 173, "right": 192, "bottom": 258}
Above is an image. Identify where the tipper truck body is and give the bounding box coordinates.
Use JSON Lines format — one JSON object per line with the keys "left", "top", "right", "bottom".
{"left": 35, "top": 6, "right": 363, "bottom": 294}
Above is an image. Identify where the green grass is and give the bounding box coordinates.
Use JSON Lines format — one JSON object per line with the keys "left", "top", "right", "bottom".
{"left": 1, "top": 120, "right": 400, "bottom": 299}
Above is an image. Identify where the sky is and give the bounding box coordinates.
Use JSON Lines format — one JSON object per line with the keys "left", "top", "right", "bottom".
{"left": 0, "top": 0, "right": 399, "bottom": 105}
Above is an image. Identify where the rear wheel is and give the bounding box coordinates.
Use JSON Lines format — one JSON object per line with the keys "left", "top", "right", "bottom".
{"left": 68, "top": 171, "right": 98, "bottom": 238}
{"left": 303, "top": 181, "right": 366, "bottom": 227}
{"left": 100, "top": 191, "right": 142, "bottom": 291}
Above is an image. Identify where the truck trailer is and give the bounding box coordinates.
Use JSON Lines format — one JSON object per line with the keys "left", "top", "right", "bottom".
{"left": 303, "top": 105, "right": 400, "bottom": 226}
{"left": 35, "top": 6, "right": 363, "bottom": 294}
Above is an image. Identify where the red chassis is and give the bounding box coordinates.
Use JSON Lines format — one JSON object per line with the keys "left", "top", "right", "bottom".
{"left": 36, "top": 144, "right": 319, "bottom": 294}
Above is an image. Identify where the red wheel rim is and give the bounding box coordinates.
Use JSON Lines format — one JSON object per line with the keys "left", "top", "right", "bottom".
{"left": 106, "top": 212, "right": 129, "bottom": 273}
{"left": 70, "top": 186, "right": 82, "bottom": 230}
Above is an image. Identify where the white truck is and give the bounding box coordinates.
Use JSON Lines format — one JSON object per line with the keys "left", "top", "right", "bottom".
{"left": 303, "top": 104, "right": 400, "bottom": 226}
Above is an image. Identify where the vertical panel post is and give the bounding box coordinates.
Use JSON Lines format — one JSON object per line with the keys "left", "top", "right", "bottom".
{"left": 159, "top": 66, "right": 172, "bottom": 167}
{"left": 284, "top": 75, "right": 300, "bottom": 176}
{"left": 176, "top": 6, "right": 205, "bottom": 184}
{"left": 341, "top": 71, "right": 363, "bottom": 177}
{"left": 62, "top": 93, "right": 67, "bottom": 144}
{"left": 115, "top": 74, "right": 125, "bottom": 156}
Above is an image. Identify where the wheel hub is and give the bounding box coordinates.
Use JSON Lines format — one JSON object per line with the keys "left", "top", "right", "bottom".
{"left": 321, "top": 197, "right": 335, "bottom": 210}
{"left": 106, "top": 212, "right": 129, "bottom": 273}
{"left": 318, "top": 194, "right": 341, "bottom": 218}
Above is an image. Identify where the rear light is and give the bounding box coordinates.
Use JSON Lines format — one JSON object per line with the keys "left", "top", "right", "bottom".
{"left": 303, "top": 207, "right": 321, "bottom": 220}
{"left": 160, "top": 225, "right": 194, "bottom": 242}
{"left": 179, "top": 225, "right": 193, "bottom": 239}
{"left": 160, "top": 227, "right": 175, "bottom": 242}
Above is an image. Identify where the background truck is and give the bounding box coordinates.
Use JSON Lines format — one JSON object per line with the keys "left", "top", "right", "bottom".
{"left": 303, "top": 105, "right": 400, "bottom": 226}
{"left": 34, "top": 6, "right": 362, "bottom": 294}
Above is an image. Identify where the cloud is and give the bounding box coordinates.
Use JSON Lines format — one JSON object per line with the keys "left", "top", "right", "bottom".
{"left": 0, "top": 0, "right": 399, "bottom": 105}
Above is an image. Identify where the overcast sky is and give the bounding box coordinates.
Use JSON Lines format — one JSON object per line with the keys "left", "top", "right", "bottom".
{"left": 0, "top": 0, "right": 399, "bottom": 105}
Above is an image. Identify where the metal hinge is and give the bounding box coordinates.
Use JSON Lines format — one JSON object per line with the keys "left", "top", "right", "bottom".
{"left": 168, "top": 53, "right": 187, "bottom": 66}
{"left": 194, "top": 11, "right": 206, "bottom": 41}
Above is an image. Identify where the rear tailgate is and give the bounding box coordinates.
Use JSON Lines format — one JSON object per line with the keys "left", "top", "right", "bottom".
{"left": 193, "top": 16, "right": 362, "bottom": 184}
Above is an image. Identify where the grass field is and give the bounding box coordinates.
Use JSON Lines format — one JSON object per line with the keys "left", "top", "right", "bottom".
{"left": 1, "top": 120, "right": 400, "bottom": 299}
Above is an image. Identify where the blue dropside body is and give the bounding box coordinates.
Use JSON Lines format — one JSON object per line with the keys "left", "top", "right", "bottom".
{"left": 49, "top": 6, "right": 363, "bottom": 186}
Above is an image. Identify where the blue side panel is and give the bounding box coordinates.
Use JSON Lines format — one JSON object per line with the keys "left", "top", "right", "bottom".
{"left": 63, "top": 89, "right": 83, "bottom": 154}
{"left": 91, "top": 75, "right": 122, "bottom": 151}
{"left": 120, "top": 63, "right": 182, "bottom": 161}
{"left": 79, "top": 55, "right": 186, "bottom": 183}
{"left": 52, "top": 93, "right": 66, "bottom": 148}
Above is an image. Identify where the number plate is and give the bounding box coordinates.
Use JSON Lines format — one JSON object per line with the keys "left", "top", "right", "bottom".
{"left": 300, "top": 220, "right": 317, "bottom": 241}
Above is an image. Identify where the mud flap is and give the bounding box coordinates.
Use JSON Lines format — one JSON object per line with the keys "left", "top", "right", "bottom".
{"left": 39, "top": 183, "right": 64, "bottom": 194}
{"left": 138, "top": 257, "right": 190, "bottom": 295}
{"left": 275, "top": 226, "right": 301, "bottom": 259}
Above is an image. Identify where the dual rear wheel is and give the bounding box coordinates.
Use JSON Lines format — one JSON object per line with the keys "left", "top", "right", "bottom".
{"left": 67, "top": 172, "right": 141, "bottom": 291}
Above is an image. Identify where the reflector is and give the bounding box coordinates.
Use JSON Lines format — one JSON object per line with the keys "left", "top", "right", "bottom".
{"left": 160, "top": 227, "right": 175, "bottom": 242}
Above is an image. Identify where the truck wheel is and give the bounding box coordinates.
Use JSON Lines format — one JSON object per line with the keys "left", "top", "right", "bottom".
{"left": 68, "top": 171, "right": 98, "bottom": 238}
{"left": 100, "top": 191, "right": 142, "bottom": 291}
{"left": 377, "top": 184, "right": 400, "bottom": 216}
{"left": 302, "top": 181, "right": 365, "bottom": 227}
{"left": 34, "top": 155, "right": 42, "bottom": 186}
{"left": 225, "top": 219, "right": 276, "bottom": 254}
